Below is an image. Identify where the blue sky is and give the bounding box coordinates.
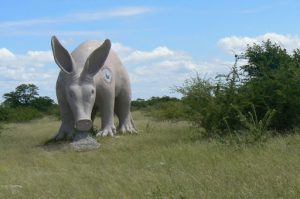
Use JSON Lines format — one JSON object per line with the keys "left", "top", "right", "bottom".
{"left": 1, "top": 0, "right": 300, "bottom": 100}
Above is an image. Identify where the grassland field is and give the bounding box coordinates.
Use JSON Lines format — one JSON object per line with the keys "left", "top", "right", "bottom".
{"left": 0, "top": 111, "right": 300, "bottom": 198}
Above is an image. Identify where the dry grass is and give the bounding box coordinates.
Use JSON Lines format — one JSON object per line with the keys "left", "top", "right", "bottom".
{"left": 0, "top": 112, "right": 300, "bottom": 198}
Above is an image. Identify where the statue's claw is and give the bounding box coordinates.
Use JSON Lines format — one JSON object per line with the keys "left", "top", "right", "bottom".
{"left": 96, "top": 126, "right": 116, "bottom": 137}
{"left": 118, "top": 119, "right": 137, "bottom": 134}
{"left": 119, "top": 125, "right": 137, "bottom": 134}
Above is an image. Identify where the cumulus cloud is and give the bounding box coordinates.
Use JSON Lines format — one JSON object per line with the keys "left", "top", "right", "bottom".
{"left": 218, "top": 33, "right": 300, "bottom": 55}
{"left": 113, "top": 44, "right": 199, "bottom": 82}
{"left": 0, "top": 48, "right": 15, "bottom": 59}
{"left": 0, "top": 42, "right": 231, "bottom": 101}
{"left": 0, "top": 50, "right": 53, "bottom": 69}
{"left": 0, "top": 49, "right": 57, "bottom": 100}
{"left": 124, "top": 47, "right": 175, "bottom": 62}
{"left": 112, "top": 43, "right": 230, "bottom": 98}
{"left": 112, "top": 43, "right": 202, "bottom": 97}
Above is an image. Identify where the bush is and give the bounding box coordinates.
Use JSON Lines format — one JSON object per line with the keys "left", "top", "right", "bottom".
{"left": 0, "top": 84, "right": 58, "bottom": 122}
{"left": 131, "top": 98, "right": 148, "bottom": 111}
{"left": 46, "top": 104, "right": 61, "bottom": 119}
{"left": 131, "top": 96, "right": 185, "bottom": 121}
{"left": 145, "top": 101, "right": 187, "bottom": 121}
{"left": 241, "top": 40, "right": 300, "bottom": 130}
{"left": 176, "top": 73, "right": 242, "bottom": 136}
{"left": 176, "top": 40, "right": 300, "bottom": 138}
{"left": 0, "top": 106, "right": 42, "bottom": 122}
{"left": 31, "top": 96, "right": 55, "bottom": 112}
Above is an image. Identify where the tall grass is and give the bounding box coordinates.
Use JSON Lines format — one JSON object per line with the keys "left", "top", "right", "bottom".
{"left": 234, "top": 105, "right": 276, "bottom": 143}
{"left": 0, "top": 112, "right": 300, "bottom": 198}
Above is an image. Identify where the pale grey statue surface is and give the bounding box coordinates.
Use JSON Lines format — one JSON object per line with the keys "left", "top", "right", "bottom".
{"left": 51, "top": 36, "right": 137, "bottom": 141}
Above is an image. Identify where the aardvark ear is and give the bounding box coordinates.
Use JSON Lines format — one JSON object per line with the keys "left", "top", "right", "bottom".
{"left": 81, "top": 39, "right": 111, "bottom": 77}
{"left": 51, "top": 36, "right": 74, "bottom": 74}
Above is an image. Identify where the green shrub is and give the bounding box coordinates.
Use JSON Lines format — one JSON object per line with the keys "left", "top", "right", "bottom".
{"left": 176, "top": 72, "right": 243, "bottom": 136}
{"left": 46, "top": 104, "right": 61, "bottom": 119}
{"left": 145, "top": 101, "right": 187, "bottom": 121}
{"left": 31, "top": 96, "right": 55, "bottom": 112}
{"left": 131, "top": 98, "right": 148, "bottom": 111}
{"left": 9, "top": 107, "right": 42, "bottom": 122}
{"left": 0, "top": 84, "right": 58, "bottom": 122}
{"left": 231, "top": 105, "right": 276, "bottom": 143}
{"left": 176, "top": 40, "right": 300, "bottom": 139}
{"left": 0, "top": 106, "right": 9, "bottom": 121}
{"left": 131, "top": 96, "right": 185, "bottom": 121}
{"left": 241, "top": 40, "right": 300, "bottom": 130}
{"left": 0, "top": 106, "right": 42, "bottom": 122}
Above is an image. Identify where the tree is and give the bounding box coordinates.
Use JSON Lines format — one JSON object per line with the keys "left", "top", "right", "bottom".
{"left": 242, "top": 40, "right": 292, "bottom": 79}
{"left": 31, "top": 96, "right": 54, "bottom": 112}
{"left": 3, "top": 91, "right": 21, "bottom": 107}
{"left": 3, "top": 84, "right": 39, "bottom": 107}
{"left": 241, "top": 40, "right": 300, "bottom": 130}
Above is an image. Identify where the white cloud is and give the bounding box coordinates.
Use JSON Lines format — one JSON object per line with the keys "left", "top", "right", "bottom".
{"left": 218, "top": 33, "right": 300, "bottom": 55}
{"left": 0, "top": 49, "right": 57, "bottom": 101}
{"left": 0, "top": 42, "right": 232, "bottom": 101}
{"left": 113, "top": 44, "right": 200, "bottom": 82}
{"left": 0, "top": 6, "right": 153, "bottom": 29}
{"left": 26, "top": 51, "right": 53, "bottom": 66}
{"left": 111, "top": 42, "right": 134, "bottom": 58}
{"left": 124, "top": 47, "right": 175, "bottom": 62}
{"left": 112, "top": 43, "right": 231, "bottom": 98}
{"left": 73, "top": 7, "right": 153, "bottom": 19}
{"left": 109, "top": 7, "right": 153, "bottom": 16}
{"left": 0, "top": 50, "right": 54, "bottom": 69}
{"left": 0, "top": 48, "right": 15, "bottom": 59}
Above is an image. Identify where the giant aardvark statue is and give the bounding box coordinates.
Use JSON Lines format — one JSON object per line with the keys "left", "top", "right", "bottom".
{"left": 51, "top": 36, "right": 137, "bottom": 141}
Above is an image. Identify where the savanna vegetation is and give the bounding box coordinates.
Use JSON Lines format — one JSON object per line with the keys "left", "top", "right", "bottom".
{"left": 0, "top": 84, "right": 59, "bottom": 123}
{"left": 2, "top": 40, "right": 299, "bottom": 140}
{"left": 1, "top": 40, "right": 300, "bottom": 198}
{"left": 1, "top": 112, "right": 300, "bottom": 198}
{"left": 133, "top": 40, "right": 300, "bottom": 143}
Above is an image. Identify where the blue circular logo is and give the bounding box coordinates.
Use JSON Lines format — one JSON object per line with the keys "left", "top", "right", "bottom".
{"left": 103, "top": 68, "right": 112, "bottom": 83}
